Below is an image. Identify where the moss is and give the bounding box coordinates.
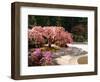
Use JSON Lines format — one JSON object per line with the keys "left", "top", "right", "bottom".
{"left": 40, "top": 47, "right": 60, "bottom": 52}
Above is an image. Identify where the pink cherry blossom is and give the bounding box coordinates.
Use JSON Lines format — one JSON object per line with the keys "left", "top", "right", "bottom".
{"left": 28, "top": 26, "right": 73, "bottom": 47}
{"left": 28, "top": 26, "right": 45, "bottom": 46}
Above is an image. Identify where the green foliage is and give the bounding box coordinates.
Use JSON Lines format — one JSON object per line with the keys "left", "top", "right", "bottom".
{"left": 71, "top": 24, "right": 87, "bottom": 42}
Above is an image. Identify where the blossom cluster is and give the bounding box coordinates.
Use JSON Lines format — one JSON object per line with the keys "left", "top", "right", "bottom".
{"left": 29, "top": 48, "right": 53, "bottom": 66}
{"left": 28, "top": 26, "right": 73, "bottom": 47}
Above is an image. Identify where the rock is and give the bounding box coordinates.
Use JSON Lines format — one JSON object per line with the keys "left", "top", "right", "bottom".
{"left": 52, "top": 51, "right": 65, "bottom": 58}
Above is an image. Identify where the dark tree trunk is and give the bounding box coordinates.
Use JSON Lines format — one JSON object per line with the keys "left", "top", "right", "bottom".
{"left": 48, "top": 40, "right": 51, "bottom": 48}
{"left": 65, "top": 44, "right": 69, "bottom": 48}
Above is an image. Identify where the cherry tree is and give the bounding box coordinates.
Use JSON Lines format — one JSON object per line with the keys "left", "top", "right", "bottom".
{"left": 28, "top": 26, "right": 73, "bottom": 48}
